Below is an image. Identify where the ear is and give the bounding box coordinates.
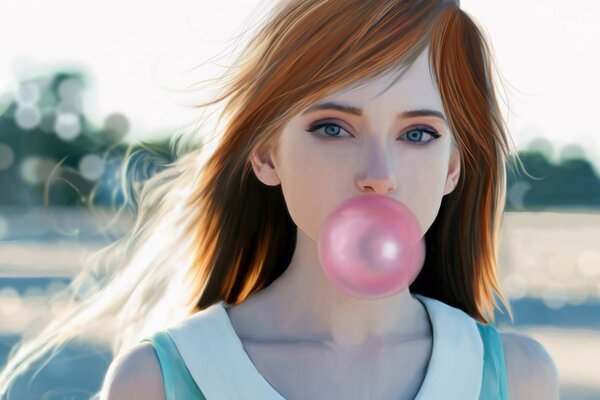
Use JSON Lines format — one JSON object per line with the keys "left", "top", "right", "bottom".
{"left": 443, "top": 145, "right": 461, "bottom": 195}
{"left": 249, "top": 146, "right": 281, "bottom": 186}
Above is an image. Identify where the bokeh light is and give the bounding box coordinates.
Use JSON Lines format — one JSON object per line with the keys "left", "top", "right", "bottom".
{"left": 0, "top": 143, "right": 15, "bottom": 170}
{"left": 23, "top": 286, "right": 46, "bottom": 309}
{"left": 19, "top": 156, "right": 56, "bottom": 185}
{"left": 58, "top": 78, "right": 83, "bottom": 103}
{"left": 78, "top": 154, "right": 105, "bottom": 181}
{"left": 577, "top": 249, "right": 600, "bottom": 277}
{"left": 104, "top": 112, "right": 130, "bottom": 141}
{"left": 526, "top": 136, "right": 554, "bottom": 158}
{"left": 542, "top": 283, "right": 569, "bottom": 310}
{"left": 50, "top": 296, "right": 71, "bottom": 317}
{"left": 15, "top": 81, "right": 40, "bottom": 105}
{"left": 15, "top": 104, "right": 42, "bottom": 130}
{"left": 0, "top": 288, "right": 23, "bottom": 315}
{"left": 502, "top": 273, "right": 528, "bottom": 300}
{"left": 54, "top": 112, "right": 81, "bottom": 141}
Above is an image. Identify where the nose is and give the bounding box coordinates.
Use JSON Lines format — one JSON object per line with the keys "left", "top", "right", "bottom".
{"left": 355, "top": 145, "right": 398, "bottom": 194}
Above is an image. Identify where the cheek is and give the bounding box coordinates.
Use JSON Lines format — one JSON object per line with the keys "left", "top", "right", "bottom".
{"left": 396, "top": 152, "right": 449, "bottom": 234}
{"left": 278, "top": 138, "right": 346, "bottom": 241}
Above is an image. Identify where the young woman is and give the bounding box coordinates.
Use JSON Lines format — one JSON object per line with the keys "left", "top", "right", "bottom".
{"left": 0, "top": 0, "right": 559, "bottom": 399}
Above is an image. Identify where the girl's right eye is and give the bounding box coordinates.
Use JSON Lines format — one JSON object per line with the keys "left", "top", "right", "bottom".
{"left": 305, "top": 122, "right": 353, "bottom": 138}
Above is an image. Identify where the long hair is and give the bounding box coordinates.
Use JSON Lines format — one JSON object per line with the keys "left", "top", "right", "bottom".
{"left": 0, "top": 0, "right": 519, "bottom": 397}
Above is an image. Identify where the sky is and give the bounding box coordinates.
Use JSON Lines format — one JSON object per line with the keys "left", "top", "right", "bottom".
{"left": 1, "top": 0, "right": 600, "bottom": 170}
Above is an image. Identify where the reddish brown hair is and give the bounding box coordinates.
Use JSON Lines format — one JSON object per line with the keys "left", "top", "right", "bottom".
{"left": 187, "top": 0, "right": 516, "bottom": 323}
{"left": 0, "top": 2, "right": 520, "bottom": 395}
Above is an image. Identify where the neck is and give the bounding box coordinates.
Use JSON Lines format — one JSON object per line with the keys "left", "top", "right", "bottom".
{"left": 227, "top": 229, "right": 431, "bottom": 347}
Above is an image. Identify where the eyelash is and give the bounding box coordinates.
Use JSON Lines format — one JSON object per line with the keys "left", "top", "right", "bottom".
{"left": 305, "top": 122, "right": 441, "bottom": 144}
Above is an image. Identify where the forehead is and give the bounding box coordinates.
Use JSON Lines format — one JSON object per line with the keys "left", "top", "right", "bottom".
{"left": 316, "top": 48, "right": 444, "bottom": 113}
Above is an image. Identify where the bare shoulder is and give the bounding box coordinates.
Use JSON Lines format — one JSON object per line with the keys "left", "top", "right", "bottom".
{"left": 101, "top": 342, "right": 165, "bottom": 400}
{"left": 500, "top": 331, "right": 559, "bottom": 400}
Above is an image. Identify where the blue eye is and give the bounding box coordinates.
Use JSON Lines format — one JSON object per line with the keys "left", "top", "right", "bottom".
{"left": 306, "top": 122, "right": 441, "bottom": 144}
{"left": 401, "top": 128, "right": 441, "bottom": 144}
{"left": 306, "top": 123, "right": 352, "bottom": 138}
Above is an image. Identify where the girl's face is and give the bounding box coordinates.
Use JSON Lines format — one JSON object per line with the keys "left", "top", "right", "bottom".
{"left": 251, "top": 48, "right": 461, "bottom": 242}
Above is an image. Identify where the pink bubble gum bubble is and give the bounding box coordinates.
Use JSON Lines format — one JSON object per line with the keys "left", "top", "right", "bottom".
{"left": 317, "top": 194, "right": 426, "bottom": 300}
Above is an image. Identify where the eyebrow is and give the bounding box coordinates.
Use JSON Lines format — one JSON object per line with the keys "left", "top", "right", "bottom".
{"left": 301, "top": 101, "right": 447, "bottom": 123}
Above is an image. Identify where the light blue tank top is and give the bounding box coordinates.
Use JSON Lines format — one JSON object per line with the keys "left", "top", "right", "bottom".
{"left": 476, "top": 322, "right": 510, "bottom": 399}
{"left": 141, "top": 301, "right": 509, "bottom": 400}
{"left": 142, "top": 331, "right": 206, "bottom": 399}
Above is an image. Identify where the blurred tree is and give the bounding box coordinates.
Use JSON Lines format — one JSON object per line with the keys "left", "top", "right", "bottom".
{"left": 506, "top": 148, "right": 600, "bottom": 211}
{"left": 0, "top": 70, "right": 175, "bottom": 209}
{"left": 1, "top": 70, "right": 599, "bottom": 212}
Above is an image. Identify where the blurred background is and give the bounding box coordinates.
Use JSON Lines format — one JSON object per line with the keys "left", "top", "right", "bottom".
{"left": 1, "top": 0, "right": 599, "bottom": 399}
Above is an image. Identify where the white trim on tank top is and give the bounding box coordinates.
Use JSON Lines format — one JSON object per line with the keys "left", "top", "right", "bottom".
{"left": 166, "top": 294, "right": 483, "bottom": 400}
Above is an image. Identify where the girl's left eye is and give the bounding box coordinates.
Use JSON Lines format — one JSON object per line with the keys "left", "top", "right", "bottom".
{"left": 306, "top": 122, "right": 441, "bottom": 143}
{"left": 401, "top": 127, "right": 441, "bottom": 143}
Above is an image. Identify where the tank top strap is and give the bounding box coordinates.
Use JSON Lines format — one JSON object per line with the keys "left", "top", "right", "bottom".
{"left": 141, "top": 330, "right": 207, "bottom": 400}
{"left": 476, "top": 323, "right": 510, "bottom": 400}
